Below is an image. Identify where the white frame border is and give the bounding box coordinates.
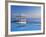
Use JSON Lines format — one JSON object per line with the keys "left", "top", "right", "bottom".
{"left": 8, "top": 2, "right": 44, "bottom": 35}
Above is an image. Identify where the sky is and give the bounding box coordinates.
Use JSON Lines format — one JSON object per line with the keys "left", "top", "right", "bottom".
{"left": 11, "top": 5, "right": 41, "bottom": 18}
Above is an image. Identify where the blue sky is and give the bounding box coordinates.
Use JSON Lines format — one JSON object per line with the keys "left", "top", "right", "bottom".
{"left": 11, "top": 5, "right": 41, "bottom": 18}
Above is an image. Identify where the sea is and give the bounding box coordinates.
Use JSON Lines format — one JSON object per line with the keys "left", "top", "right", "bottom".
{"left": 11, "top": 18, "right": 41, "bottom": 32}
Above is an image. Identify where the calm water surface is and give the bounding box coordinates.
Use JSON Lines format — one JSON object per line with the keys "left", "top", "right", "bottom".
{"left": 11, "top": 22, "right": 41, "bottom": 32}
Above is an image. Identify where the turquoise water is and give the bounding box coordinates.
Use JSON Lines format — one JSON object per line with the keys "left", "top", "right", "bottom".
{"left": 11, "top": 22, "right": 41, "bottom": 32}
